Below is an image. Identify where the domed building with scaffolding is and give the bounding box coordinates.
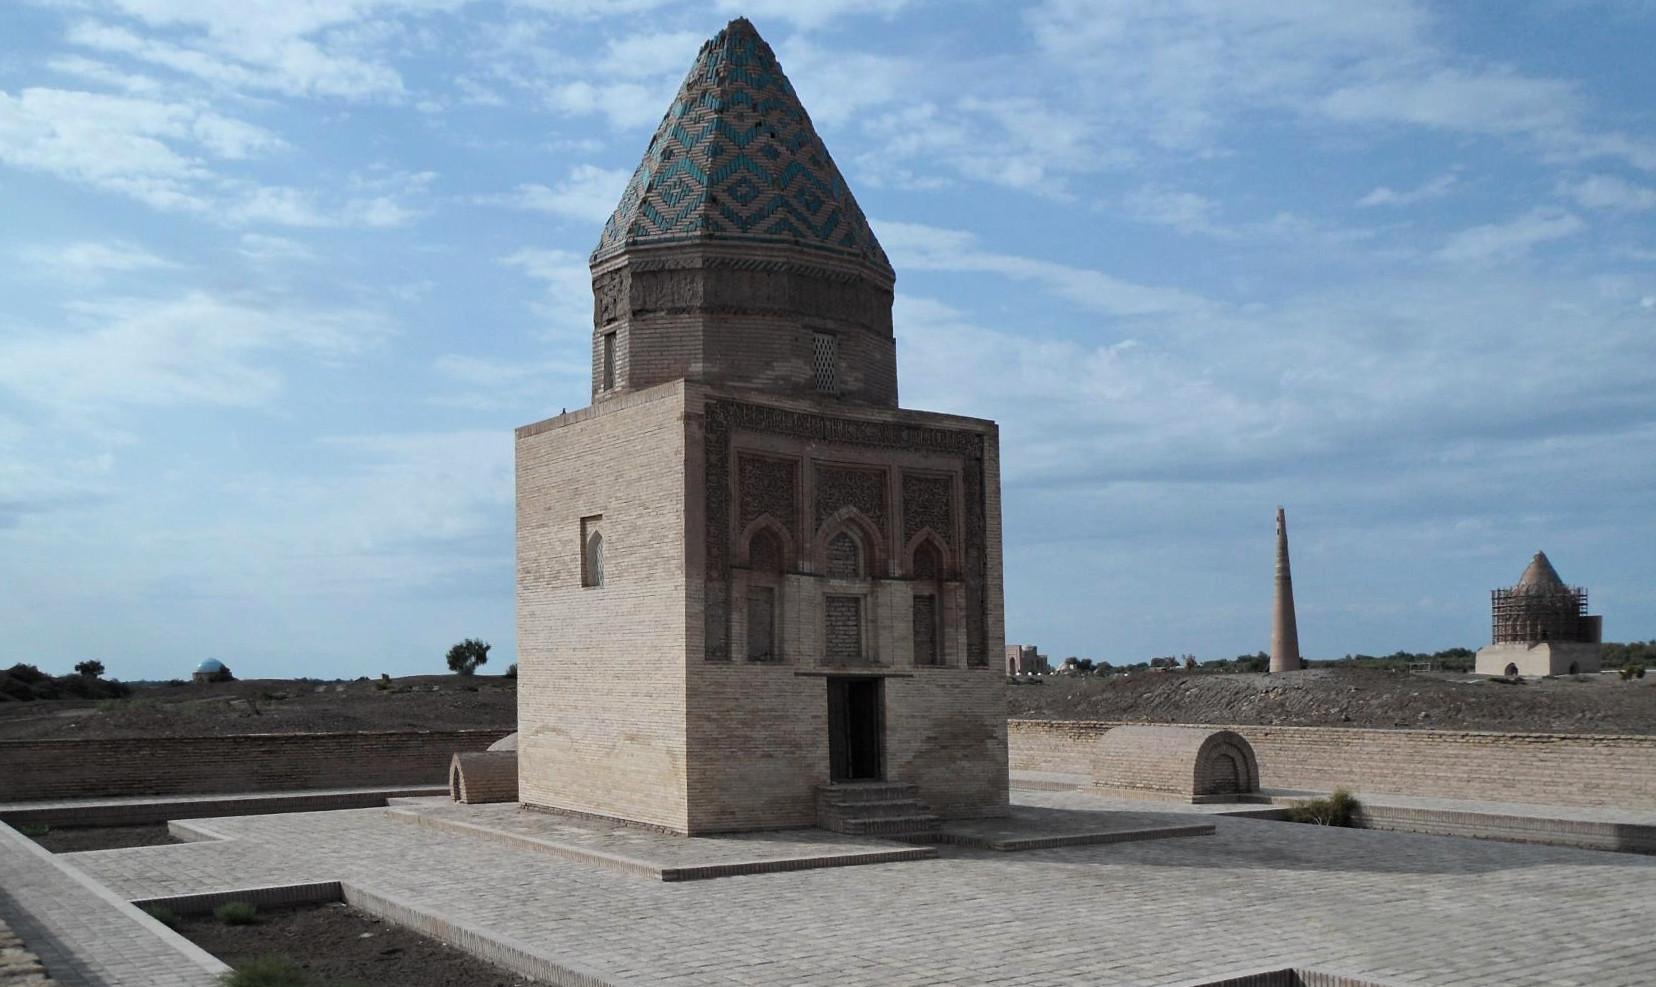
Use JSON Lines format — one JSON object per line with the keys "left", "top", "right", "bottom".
{"left": 1474, "top": 551, "right": 1602, "bottom": 677}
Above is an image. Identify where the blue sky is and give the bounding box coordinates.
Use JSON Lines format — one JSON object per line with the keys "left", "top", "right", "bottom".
{"left": 2, "top": 0, "right": 1654, "bottom": 681}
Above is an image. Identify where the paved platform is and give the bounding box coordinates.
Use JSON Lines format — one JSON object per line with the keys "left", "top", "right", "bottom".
{"left": 0, "top": 786, "right": 448, "bottom": 828}
{"left": 24, "top": 790, "right": 1654, "bottom": 986}
{"left": 0, "top": 821, "right": 226, "bottom": 987}
{"left": 378, "top": 798, "right": 935, "bottom": 880}
{"left": 1013, "top": 771, "right": 1656, "bottom": 852}
{"left": 932, "top": 804, "right": 1215, "bottom": 850}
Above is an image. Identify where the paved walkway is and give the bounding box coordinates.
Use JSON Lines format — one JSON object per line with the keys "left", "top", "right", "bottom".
{"left": 44, "top": 791, "right": 1656, "bottom": 986}
{"left": 0, "top": 823, "right": 225, "bottom": 987}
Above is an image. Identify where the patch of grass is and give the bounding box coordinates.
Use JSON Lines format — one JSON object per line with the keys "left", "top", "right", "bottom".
{"left": 219, "top": 954, "right": 306, "bottom": 987}
{"left": 214, "top": 901, "right": 259, "bottom": 925}
{"left": 1288, "top": 788, "right": 1359, "bottom": 827}
{"left": 144, "top": 905, "right": 181, "bottom": 929}
{"left": 16, "top": 823, "right": 51, "bottom": 837}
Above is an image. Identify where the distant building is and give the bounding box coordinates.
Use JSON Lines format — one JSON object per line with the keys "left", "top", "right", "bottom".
{"left": 1474, "top": 551, "right": 1602, "bottom": 677}
{"left": 192, "top": 658, "right": 234, "bottom": 683}
{"left": 1005, "top": 645, "right": 1049, "bottom": 675}
{"left": 1270, "top": 506, "right": 1303, "bottom": 673}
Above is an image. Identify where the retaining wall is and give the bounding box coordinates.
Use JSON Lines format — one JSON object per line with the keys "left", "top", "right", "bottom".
{"left": 1009, "top": 720, "right": 1656, "bottom": 810}
{"left": 0, "top": 730, "right": 506, "bottom": 802}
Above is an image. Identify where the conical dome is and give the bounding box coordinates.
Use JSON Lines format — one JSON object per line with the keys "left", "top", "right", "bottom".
{"left": 1515, "top": 551, "right": 1566, "bottom": 592}
{"left": 592, "top": 18, "right": 890, "bottom": 275}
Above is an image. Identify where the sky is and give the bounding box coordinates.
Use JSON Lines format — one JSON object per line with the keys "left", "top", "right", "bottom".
{"left": 2, "top": 0, "right": 1654, "bottom": 681}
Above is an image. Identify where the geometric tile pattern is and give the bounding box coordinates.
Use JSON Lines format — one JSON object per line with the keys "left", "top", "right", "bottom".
{"left": 592, "top": 18, "right": 891, "bottom": 275}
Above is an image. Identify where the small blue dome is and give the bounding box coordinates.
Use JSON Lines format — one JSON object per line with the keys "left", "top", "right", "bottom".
{"left": 195, "top": 658, "right": 226, "bottom": 673}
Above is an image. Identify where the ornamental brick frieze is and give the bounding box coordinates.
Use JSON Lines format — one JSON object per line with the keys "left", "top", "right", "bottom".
{"left": 738, "top": 454, "right": 798, "bottom": 541}
{"left": 703, "top": 399, "right": 988, "bottom": 663}
{"left": 901, "top": 472, "right": 954, "bottom": 550}
{"left": 814, "top": 466, "right": 886, "bottom": 536}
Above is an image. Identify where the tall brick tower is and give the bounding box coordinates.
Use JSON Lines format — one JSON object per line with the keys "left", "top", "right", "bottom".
{"left": 1270, "top": 506, "right": 1302, "bottom": 673}
{"left": 515, "top": 19, "right": 1008, "bottom": 835}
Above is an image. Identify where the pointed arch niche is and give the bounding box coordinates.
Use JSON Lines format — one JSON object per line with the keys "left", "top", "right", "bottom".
{"left": 905, "top": 530, "right": 952, "bottom": 666}
{"left": 737, "top": 517, "right": 792, "bottom": 663}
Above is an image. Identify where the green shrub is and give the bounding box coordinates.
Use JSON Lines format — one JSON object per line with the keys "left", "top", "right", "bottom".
{"left": 214, "top": 901, "right": 259, "bottom": 925}
{"left": 504, "top": 662, "right": 518, "bottom": 680}
{"left": 1288, "top": 788, "right": 1359, "bottom": 827}
{"left": 219, "top": 954, "right": 307, "bottom": 987}
{"left": 17, "top": 824, "right": 50, "bottom": 837}
{"left": 144, "top": 905, "right": 181, "bottom": 929}
{"left": 1620, "top": 664, "right": 1646, "bottom": 681}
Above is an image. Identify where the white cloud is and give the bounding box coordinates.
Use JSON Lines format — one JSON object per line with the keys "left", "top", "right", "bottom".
{"left": 18, "top": 240, "right": 175, "bottom": 284}
{"left": 1559, "top": 174, "right": 1656, "bottom": 212}
{"left": 499, "top": 247, "right": 595, "bottom": 340}
{"left": 484, "top": 165, "right": 630, "bottom": 224}
{"left": 1356, "top": 172, "right": 1459, "bottom": 208}
{"left": 0, "top": 290, "right": 391, "bottom": 415}
{"left": 542, "top": 80, "right": 667, "bottom": 130}
{"left": 1434, "top": 207, "right": 1587, "bottom": 264}
{"left": 66, "top": 10, "right": 409, "bottom": 100}
{"left": 0, "top": 86, "right": 281, "bottom": 210}
{"left": 237, "top": 233, "right": 316, "bottom": 262}
{"left": 712, "top": 0, "right": 914, "bottom": 29}
{"left": 878, "top": 220, "right": 1210, "bottom": 318}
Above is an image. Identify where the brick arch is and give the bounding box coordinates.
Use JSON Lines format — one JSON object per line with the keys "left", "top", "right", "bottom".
{"left": 812, "top": 507, "right": 884, "bottom": 577}
{"left": 902, "top": 528, "right": 951, "bottom": 581}
{"left": 1094, "top": 726, "right": 1260, "bottom": 802}
{"left": 737, "top": 516, "right": 795, "bottom": 572}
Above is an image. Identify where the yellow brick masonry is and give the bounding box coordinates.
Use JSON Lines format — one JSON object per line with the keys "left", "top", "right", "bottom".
{"left": 1009, "top": 719, "right": 1656, "bottom": 810}
{"left": 517, "top": 382, "right": 692, "bottom": 832}
{"left": 518, "top": 381, "right": 1009, "bottom": 834}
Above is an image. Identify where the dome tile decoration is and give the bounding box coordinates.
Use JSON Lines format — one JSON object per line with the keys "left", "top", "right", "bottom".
{"left": 592, "top": 18, "right": 891, "bottom": 275}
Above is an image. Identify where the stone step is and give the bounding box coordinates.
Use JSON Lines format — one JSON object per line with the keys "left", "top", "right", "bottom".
{"left": 817, "top": 798, "right": 933, "bottom": 821}
{"left": 815, "top": 782, "right": 921, "bottom": 804}
{"left": 815, "top": 782, "right": 939, "bottom": 837}
{"left": 835, "top": 814, "right": 942, "bottom": 837}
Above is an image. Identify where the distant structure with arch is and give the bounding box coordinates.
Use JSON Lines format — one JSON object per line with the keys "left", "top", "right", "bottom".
{"left": 1474, "top": 551, "right": 1602, "bottom": 677}
{"left": 1093, "top": 726, "right": 1261, "bottom": 803}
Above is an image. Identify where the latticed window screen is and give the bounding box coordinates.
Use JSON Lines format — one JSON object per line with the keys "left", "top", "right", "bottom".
{"left": 912, "top": 594, "right": 938, "bottom": 665}
{"left": 825, "top": 595, "right": 862, "bottom": 659}
{"left": 746, "top": 586, "right": 775, "bottom": 661}
{"left": 812, "top": 331, "right": 838, "bottom": 394}
{"left": 826, "top": 532, "right": 861, "bottom": 577}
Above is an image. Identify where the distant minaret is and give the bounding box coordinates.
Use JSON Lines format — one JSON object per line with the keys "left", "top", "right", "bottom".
{"left": 1270, "top": 506, "right": 1302, "bottom": 673}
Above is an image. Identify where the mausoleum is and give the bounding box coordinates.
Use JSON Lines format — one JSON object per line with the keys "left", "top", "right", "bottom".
{"left": 515, "top": 18, "right": 1008, "bottom": 835}
{"left": 1474, "top": 551, "right": 1602, "bottom": 677}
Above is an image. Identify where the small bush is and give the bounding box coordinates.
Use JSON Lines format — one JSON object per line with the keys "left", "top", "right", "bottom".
{"left": 1288, "top": 788, "right": 1359, "bottom": 827}
{"left": 1620, "top": 664, "right": 1646, "bottom": 681}
{"left": 214, "top": 901, "right": 259, "bottom": 925}
{"left": 144, "top": 905, "right": 181, "bottom": 929}
{"left": 504, "top": 662, "right": 518, "bottom": 680}
{"left": 17, "top": 824, "right": 50, "bottom": 837}
{"left": 219, "top": 954, "right": 307, "bottom": 987}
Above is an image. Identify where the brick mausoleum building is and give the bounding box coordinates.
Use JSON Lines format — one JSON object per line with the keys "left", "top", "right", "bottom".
{"left": 1474, "top": 551, "right": 1602, "bottom": 677}
{"left": 515, "top": 18, "right": 1009, "bottom": 834}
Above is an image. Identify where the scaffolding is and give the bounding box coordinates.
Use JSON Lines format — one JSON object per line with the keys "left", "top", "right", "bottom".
{"left": 1491, "top": 584, "right": 1591, "bottom": 644}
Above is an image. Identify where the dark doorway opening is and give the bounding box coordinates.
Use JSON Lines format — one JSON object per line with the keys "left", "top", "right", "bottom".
{"left": 827, "top": 677, "right": 883, "bottom": 782}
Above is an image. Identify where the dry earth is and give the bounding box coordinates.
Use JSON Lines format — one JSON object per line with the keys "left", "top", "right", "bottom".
{"left": 5, "top": 668, "right": 1655, "bottom": 740}
{"left": 0, "top": 674, "right": 517, "bottom": 740}
{"left": 1009, "top": 667, "right": 1656, "bottom": 733}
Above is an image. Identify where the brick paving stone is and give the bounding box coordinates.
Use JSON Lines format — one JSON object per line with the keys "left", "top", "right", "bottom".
{"left": 34, "top": 792, "right": 1653, "bottom": 986}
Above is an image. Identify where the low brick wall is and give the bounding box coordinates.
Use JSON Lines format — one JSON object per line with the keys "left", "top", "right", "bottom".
{"left": 1010, "top": 720, "right": 1656, "bottom": 810}
{"left": 0, "top": 730, "right": 507, "bottom": 802}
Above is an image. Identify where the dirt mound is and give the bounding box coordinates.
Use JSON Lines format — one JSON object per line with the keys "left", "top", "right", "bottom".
{"left": 1009, "top": 667, "right": 1656, "bottom": 734}
{"left": 0, "top": 674, "right": 516, "bottom": 740}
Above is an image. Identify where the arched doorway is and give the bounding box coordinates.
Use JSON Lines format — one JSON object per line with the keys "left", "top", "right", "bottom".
{"left": 1504, "top": 663, "right": 1519, "bottom": 677}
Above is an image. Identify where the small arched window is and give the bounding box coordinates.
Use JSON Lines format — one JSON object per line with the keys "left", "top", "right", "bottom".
{"left": 581, "top": 515, "right": 604, "bottom": 589}
{"left": 912, "top": 541, "right": 943, "bottom": 581}
{"left": 826, "top": 531, "right": 862, "bottom": 578}
{"left": 749, "top": 528, "right": 785, "bottom": 573}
